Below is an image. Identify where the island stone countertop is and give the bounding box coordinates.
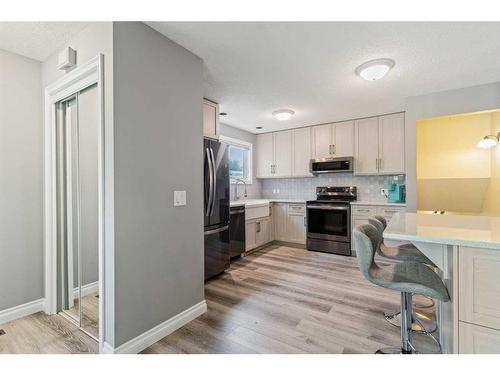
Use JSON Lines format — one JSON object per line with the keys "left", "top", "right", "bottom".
{"left": 384, "top": 212, "right": 500, "bottom": 250}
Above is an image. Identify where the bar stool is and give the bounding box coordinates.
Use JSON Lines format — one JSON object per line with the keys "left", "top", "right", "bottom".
{"left": 368, "top": 216, "right": 437, "bottom": 332}
{"left": 353, "top": 223, "right": 450, "bottom": 354}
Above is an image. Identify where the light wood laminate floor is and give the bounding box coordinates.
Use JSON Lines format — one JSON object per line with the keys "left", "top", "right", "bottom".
{"left": 0, "top": 245, "right": 437, "bottom": 354}
{"left": 65, "top": 292, "right": 99, "bottom": 339}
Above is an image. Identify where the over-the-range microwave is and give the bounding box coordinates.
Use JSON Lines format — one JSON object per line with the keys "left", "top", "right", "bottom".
{"left": 310, "top": 157, "right": 354, "bottom": 174}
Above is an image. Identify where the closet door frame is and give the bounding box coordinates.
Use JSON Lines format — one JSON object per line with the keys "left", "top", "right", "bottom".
{"left": 44, "top": 54, "right": 107, "bottom": 351}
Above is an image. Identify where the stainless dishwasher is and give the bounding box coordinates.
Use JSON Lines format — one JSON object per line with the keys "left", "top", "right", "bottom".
{"left": 229, "top": 205, "right": 246, "bottom": 259}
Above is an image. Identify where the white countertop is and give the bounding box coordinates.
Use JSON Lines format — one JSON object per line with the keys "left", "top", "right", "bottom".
{"left": 351, "top": 201, "right": 406, "bottom": 207}
{"left": 230, "top": 198, "right": 406, "bottom": 208}
{"left": 384, "top": 212, "right": 500, "bottom": 250}
{"left": 230, "top": 198, "right": 306, "bottom": 208}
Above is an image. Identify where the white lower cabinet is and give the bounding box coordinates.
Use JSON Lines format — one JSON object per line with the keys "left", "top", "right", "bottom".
{"left": 245, "top": 221, "right": 257, "bottom": 251}
{"left": 255, "top": 218, "right": 271, "bottom": 246}
{"left": 273, "top": 203, "right": 288, "bottom": 242}
{"left": 458, "top": 246, "right": 500, "bottom": 353}
{"left": 459, "top": 247, "right": 500, "bottom": 330}
{"left": 245, "top": 205, "right": 273, "bottom": 252}
{"left": 459, "top": 322, "right": 500, "bottom": 354}
{"left": 273, "top": 203, "right": 306, "bottom": 245}
{"left": 350, "top": 204, "right": 406, "bottom": 254}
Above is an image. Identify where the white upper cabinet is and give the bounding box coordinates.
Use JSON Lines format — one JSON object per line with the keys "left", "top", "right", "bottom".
{"left": 256, "top": 131, "right": 293, "bottom": 178}
{"left": 292, "top": 127, "right": 312, "bottom": 176}
{"left": 312, "top": 124, "right": 332, "bottom": 159}
{"left": 256, "top": 133, "right": 274, "bottom": 178}
{"left": 333, "top": 120, "right": 354, "bottom": 158}
{"left": 378, "top": 113, "right": 405, "bottom": 174}
{"left": 257, "top": 112, "right": 404, "bottom": 178}
{"left": 312, "top": 121, "right": 354, "bottom": 159}
{"left": 203, "top": 99, "right": 219, "bottom": 138}
{"left": 354, "top": 113, "right": 405, "bottom": 175}
{"left": 274, "top": 131, "right": 293, "bottom": 177}
{"left": 354, "top": 117, "right": 379, "bottom": 175}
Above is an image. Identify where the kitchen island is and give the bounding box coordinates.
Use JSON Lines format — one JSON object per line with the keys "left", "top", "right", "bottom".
{"left": 384, "top": 213, "right": 500, "bottom": 354}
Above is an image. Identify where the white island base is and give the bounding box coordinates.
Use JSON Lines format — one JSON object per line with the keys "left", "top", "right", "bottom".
{"left": 384, "top": 213, "right": 500, "bottom": 354}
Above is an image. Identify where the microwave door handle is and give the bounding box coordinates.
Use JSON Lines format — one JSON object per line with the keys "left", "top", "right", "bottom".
{"left": 209, "top": 148, "right": 217, "bottom": 216}
{"left": 206, "top": 148, "right": 214, "bottom": 216}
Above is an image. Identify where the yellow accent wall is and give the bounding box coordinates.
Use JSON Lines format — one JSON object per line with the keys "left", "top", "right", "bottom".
{"left": 417, "top": 111, "right": 500, "bottom": 215}
{"left": 417, "top": 113, "right": 491, "bottom": 179}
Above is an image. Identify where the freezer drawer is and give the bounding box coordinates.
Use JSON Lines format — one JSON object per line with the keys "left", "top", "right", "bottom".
{"left": 204, "top": 225, "right": 230, "bottom": 281}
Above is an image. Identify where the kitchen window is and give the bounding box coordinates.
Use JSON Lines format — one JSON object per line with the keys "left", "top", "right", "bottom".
{"left": 220, "top": 136, "right": 253, "bottom": 184}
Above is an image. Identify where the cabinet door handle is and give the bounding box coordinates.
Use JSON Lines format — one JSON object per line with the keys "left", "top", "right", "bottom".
{"left": 332, "top": 144, "right": 335, "bottom": 154}
{"left": 379, "top": 158, "right": 383, "bottom": 170}
{"left": 256, "top": 222, "right": 261, "bottom": 233}
{"left": 303, "top": 216, "right": 306, "bottom": 227}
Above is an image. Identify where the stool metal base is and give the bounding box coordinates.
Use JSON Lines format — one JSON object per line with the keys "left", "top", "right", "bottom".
{"left": 385, "top": 311, "right": 438, "bottom": 333}
{"left": 375, "top": 347, "right": 414, "bottom": 354}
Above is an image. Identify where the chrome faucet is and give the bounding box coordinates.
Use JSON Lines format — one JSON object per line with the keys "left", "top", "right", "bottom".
{"left": 233, "top": 178, "right": 248, "bottom": 200}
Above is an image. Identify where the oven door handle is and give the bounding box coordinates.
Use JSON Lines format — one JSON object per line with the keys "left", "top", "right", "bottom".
{"left": 306, "top": 205, "right": 350, "bottom": 211}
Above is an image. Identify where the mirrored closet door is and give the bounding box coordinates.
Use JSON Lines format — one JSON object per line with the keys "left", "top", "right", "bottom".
{"left": 56, "top": 84, "right": 99, "bottom": 340}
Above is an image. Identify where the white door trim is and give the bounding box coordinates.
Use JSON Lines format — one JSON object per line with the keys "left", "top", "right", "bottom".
{"left": 43, "top": 54, "right": 107, "bottom": 351}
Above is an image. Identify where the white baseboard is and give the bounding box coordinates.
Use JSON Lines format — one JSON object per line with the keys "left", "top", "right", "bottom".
{"left": 0, "top": 298, "right": 45, "bottom": 325}
{"left": 73, "top": 281, "right": 99, "bottom": 299}
{"left": 102, "top": 300, "right": 207, "bottom": 354}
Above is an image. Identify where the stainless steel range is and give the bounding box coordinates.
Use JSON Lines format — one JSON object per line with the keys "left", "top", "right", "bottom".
{"left": 306, "top": 186, "right": 357, "bottom": 256}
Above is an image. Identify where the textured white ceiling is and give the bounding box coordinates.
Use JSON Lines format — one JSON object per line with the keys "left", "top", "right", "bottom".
{"left": 147, "top": 22, "right": 500, "bottom": 134}
{"left": 0, "top": 22, "right": 88, "bottom": 61}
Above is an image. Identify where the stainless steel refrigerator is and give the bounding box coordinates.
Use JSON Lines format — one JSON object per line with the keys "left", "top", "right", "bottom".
{"left": 204, "top": 137, "right": 230, "bottom": 280}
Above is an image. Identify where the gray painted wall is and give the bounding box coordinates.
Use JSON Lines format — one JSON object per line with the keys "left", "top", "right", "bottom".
{"left": 405, "top": 81, "right": 500, "bottom": 212}
{"left": 0, "top": 49, "right": 43, "bottom": 311}
{"left": 219, "top": 123, "right": 262, "bottom": 199}
{"left": 112, "top": 22, "right": 204, "bottom": 347}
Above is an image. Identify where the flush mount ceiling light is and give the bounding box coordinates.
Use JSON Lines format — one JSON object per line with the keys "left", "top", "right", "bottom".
{"left": 477, "top": 133, "right": 500, "bottom": 148}
{"left": 355, "top": 58, "right": 395, "bottom": 81}
{"left": 272, "top": 109, "right": 295, "bottom": 121}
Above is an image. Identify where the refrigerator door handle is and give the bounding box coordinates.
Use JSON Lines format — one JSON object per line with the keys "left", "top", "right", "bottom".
{"left": 206, "top": 147, "right": 214, "bottom": 216}
{"left": 204, "top": 225, "right": 229, "bottom": 236}
{"left": 209, "top": 147, "right": 217, "bottom": 216}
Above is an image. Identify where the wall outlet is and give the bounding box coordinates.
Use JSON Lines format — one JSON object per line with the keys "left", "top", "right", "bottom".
{"left": 380, "top": 188, "right": 389, "bottom": 197}
{"left": 174, "top": 190, "right": 187, "bottom": 206}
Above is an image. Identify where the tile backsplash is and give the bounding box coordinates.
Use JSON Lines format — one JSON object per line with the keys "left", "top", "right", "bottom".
{"left": 231, "top": 180, "right": 262, "bottom": 200}
{"left": 261, "top": 174, "right": 405, "bottom": 202}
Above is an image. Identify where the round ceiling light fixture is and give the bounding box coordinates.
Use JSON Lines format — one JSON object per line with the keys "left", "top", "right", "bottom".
{"left": 355, "top": 58, "right": 395, "bottom": 81}
{"left": 272, "top": 109, "right": 295, "bottom": 121}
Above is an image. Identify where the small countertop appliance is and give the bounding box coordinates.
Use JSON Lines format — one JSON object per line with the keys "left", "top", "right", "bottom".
{"left": 387, "top": 183, "right": 406, "bottom": 203}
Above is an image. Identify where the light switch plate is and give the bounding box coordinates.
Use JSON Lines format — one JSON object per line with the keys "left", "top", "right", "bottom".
{"left": 174, "top": 190, "right": 187, "bottom": 207}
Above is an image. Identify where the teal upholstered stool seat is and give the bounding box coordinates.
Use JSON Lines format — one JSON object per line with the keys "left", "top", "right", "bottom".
{"left": 353, "top": 223, "right": 450, "bottom": 354}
